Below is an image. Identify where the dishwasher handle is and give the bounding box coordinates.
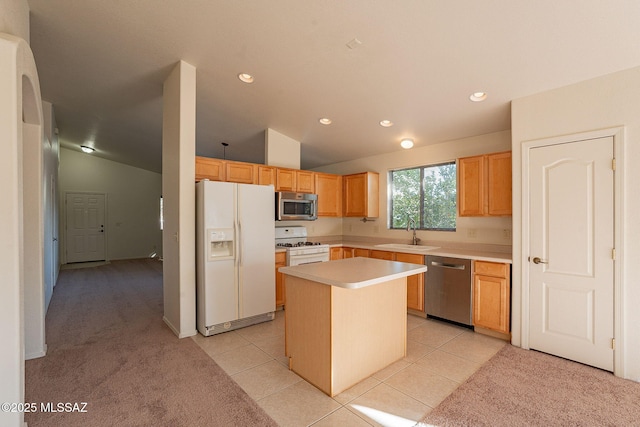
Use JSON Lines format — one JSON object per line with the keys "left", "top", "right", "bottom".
{"left": 430, "top": 261, "right": 466, "bottom": 270}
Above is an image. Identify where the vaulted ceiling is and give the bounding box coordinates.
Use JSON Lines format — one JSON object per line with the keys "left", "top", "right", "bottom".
{"left": 28, "top": 1, "right": 640, "bottom": 172}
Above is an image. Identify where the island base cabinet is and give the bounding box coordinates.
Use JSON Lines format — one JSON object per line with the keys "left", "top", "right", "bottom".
{"left": 284, "top": 275, "right": 407, "bottom": 397}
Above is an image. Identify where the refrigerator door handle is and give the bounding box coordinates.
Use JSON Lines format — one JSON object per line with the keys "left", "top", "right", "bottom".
{"left": 237, "top": 221, "right": 242, "bottom": 266}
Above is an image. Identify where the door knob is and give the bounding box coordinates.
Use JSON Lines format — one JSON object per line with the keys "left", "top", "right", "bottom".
{"left": 532, "top": 257, "right": 548, "bottom": 264}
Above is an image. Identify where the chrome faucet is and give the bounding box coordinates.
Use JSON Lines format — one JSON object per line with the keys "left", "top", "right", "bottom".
{"left": 406, "top": 215, "right": 420, "bottom": 245}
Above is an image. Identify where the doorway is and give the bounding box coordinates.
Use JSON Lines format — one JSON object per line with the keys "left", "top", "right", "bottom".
{"left": 65, "top": 193, "right": 106, "bottom": 263}
{"left": 527, "top": 136, "right": 614, "bottom": 371}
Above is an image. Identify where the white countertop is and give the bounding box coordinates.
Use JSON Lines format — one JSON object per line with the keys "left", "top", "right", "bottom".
{"left": 330, "top": 241, "right": 512, "bottom": 264}
{"left": 274, "top": 238, "right": 512, "bottom": 263}
{"left": 279, "top": 257, "right": 428, "bottom": 289}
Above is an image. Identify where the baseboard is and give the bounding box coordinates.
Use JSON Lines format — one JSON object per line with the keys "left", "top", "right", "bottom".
{"left": 162, "top": 316, "right": 197, "bottom": 339}
{"left": 163, "top": 316, "right": 180, "bottom": 337}
{"left": 179, "top": 329, "right": 197, "bottom": 338}
{"left": 407, "top": 309, "right": 427, "bottom": 318}
{"left": 25, "top": 344, "right": 47, "bottom": 360}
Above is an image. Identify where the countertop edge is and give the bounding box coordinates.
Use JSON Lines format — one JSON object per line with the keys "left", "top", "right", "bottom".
{"left": 327, "top": 242, "right": 512, "bottom": 263}
{"left": 280, "top": 259, "right": 429, "bottom": 289}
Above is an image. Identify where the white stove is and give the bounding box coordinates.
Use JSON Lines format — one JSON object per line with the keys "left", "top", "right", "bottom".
{"left": 275, "top": 226, "right": 330, "bottom": 266}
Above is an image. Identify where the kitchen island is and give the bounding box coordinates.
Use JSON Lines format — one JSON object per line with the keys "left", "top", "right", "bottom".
{"left": 279, "top": 257, "right": 428, "bottom": 396}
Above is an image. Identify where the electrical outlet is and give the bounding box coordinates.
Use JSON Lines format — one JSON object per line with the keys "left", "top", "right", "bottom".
{"left": 373, "top": 225, "right": 380, "bottom": 233}
{"left": 348, "top": 224, "right": 353, "bottom": 232}
{"left": 503, "top": 229, "right": 512, "bottom": 240}
{"left": 467, "top": 228, "right": 477, "bottom": 238}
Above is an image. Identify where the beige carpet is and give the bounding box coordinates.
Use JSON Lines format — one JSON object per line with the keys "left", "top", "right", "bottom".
{"left": 25, "top": 259, "right": 277, "bottom": 427}
{"left": 418, "top": 344, "right": 640, "bottom": 426}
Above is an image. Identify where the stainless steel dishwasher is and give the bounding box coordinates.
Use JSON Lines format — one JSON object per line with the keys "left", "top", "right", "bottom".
{"left": 425, "top": 255, "right": 472, "bottom": 326}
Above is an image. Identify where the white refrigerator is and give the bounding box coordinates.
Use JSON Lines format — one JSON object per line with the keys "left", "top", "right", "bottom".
{"left": 196, "top": 180, "right": 275, "bottom": 336}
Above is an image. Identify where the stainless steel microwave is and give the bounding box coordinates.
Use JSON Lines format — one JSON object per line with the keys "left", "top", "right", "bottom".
{"left": 275, "top": 192, "right": 318, "bottom": 221}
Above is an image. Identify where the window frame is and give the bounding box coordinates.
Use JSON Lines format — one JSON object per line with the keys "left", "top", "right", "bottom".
{"left": 388, "top": 160, "right": 457, "bottom": 232}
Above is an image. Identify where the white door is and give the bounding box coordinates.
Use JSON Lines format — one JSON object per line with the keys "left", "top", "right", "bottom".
{"left": 529, "top": 136, "right": 614, "bottom": 371}
{"left": 65, "top": 193, "right": 106, "bottom": 263}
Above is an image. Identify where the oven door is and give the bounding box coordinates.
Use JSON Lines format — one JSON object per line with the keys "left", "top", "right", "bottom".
{"left": 287, "top": 252, "right": 329, "bottom": 266}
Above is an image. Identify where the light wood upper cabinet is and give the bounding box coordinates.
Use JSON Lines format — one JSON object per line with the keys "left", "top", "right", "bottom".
{"left": 296, "top": 170, "right": 315, "bottom": 193}
{"left": 342, "top": 172, "right": 379, "bottom": 218}
{"left": 473, "top": 260, "right": 510, "bottom": 334}
{"left": 276, "top": 168, "right": 296, "bottom": 191}
{"left": 225, "top": 160, "right": 254, "bottom": 184}
{"left": 315, "top": 173, "right": 342, "bottom": 217}
{"left": 195, "top": 156, "right": 225, "bottom": 182}
{"left": 487, "top": 152, "right": 512, "bottom": 215}
{"left": 458, "top": 155, "right": 484, "bottom": 216}
{"left": 458, "top": 151, "right": 511, "bottom": 217}
{"left": 255, "top": 165, "right": 276, "bottom": 186}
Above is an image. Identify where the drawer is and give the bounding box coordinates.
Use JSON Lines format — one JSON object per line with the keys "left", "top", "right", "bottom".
{"left": 474, "top": 260, "right": 507, "bottom": 278}
{"left": 394, "top": 252, "right": 424, "bottom": 265}
{"left": 369, "top": 250, "right": 395, "bottom": 260}
{"left": 275, "top": 252, "right": 286, "bottom": 264}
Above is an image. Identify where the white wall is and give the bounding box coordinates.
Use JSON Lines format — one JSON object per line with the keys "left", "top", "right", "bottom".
{"left": 0, "top": 0, "right": 43, "bottom": 421}
{"left": 42, "top": 101, "right": 59, "bottom": 310}
{"left": 0, "top": 0, "right": 29, "bottom": 42}
{"left": 511, "top": 66, "right": 640, "bottom": 381}
{"left": 265, "top": 128, "right": 301, "bottom": 169}
{"left": 314, "top": 130, "right": 513, "bottom": 247}
{"left": 59, "top": 147, "right": 162, "bottom": 261}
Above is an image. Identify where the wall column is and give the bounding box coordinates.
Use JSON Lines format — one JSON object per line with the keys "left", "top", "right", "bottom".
{"left": 0, "top": 32, "right": 45, "bottom": 427}
{"left": 162, "top": 60, "right": 197, "bottom": 338}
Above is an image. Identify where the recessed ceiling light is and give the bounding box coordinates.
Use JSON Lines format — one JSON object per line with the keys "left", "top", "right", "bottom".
{"left": 400, "top": 138, "right": 414, "bottom": 149}
{"left": 319, "top": 118, "right": 332, "bottom": 125}
{"left": 379, "top": 120, "right": 394, "bottom": 127}
{"left": 238, "top": 73, "right": 254, "bottom": 83}
{"left": 469, "top": 91, "right": 487, "bottom": 102}
{"left": 80, "top": 145, "right": 95, "bottom": 153}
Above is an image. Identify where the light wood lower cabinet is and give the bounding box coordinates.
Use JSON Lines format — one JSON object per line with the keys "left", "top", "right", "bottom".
{"left": 353, "top": 248, "right": 370, "bottom": 258}
{"left": 473, "top": 260, "right": 510, "bottom": 334}
{"left": 395, "top": 253, "right": 425, "bottom": 312}
{"left": 330, "top": 247, "right": 343, "bottom": 260}
{"left": 369, "top": 250, "right": 394, "bottom": 260}
{"left": 356, "top": 248, "right": 425, "bottom": 313}
{"left": 275, "top": 252, "right": 286, "bottom": 308}
{"left": 342, "top": 247, "right": 354, "bottom": 258}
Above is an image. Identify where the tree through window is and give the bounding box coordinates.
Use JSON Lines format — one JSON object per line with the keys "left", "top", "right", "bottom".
{"left": 389, "top": 161, "right": 456, "bottom": 231}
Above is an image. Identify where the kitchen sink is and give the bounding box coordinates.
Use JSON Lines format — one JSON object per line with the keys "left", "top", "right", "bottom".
{"left": 374, "top": 243, "right": 440, "bottom": 252}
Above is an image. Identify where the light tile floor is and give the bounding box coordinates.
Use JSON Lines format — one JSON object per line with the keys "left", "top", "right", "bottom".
{"left": 192, "top": 311, "right": 506, "bottom": 427}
